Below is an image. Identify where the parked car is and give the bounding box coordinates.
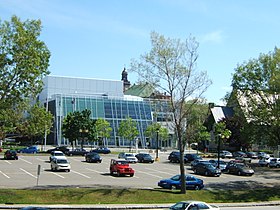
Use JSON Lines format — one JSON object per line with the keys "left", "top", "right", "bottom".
{"left": 65, "top": 148, "right": 88, "bottom": 156}
{"left": 109, "top": 159, "right": 134, "bottom": 177}
{"left": 232, "top": 151, "right": 246, "bottom": 158}
{"left": 18, "top": 146, "right": 38, "bottom": 154}
{"left": 118, "top": 152, "right": 138, "bottom": 163}
{"left": 46, "top": 146, "right": 70, "bottom": 154}
{"left": 168, "top": 151, "right": 187, "bottom": 163}
{"left": 234, "top": 156, "right": 252, "bottom": 164}
{"left": 4, "top": 150, "right": 18, "bottom": 160}
{"left": 50, "top": 157, "right": 71, "bottom": 172}
{"left": 257, "top": 152, "right": 270, "bottom": 159}
{"left": 158, "top": 174, "right": 204, "bottom": 190}
{"left": 90, "top": 147, "right": 111, "bottom": 154}
{"left": 85, "top": 152, "right": 102, "bottom": 163}
{"left": 192, "top": 162, "right": 221, "bottom": 177}
{"left": 49, "top": 151, "right": 65, "bottom": 162}
{"left": 245, "top": 151, "right": 258, "bottom": 159}
{"left": 225, "top": 162, "right": 254, "bottom": 176}
{"left": 169, "top": 200, "right": 220, "bottom": 210}
{"left": 190, "top": 159, "right": 208, "bottom": 170}
{"left": 219, "top": 150, "right": 233, "bottom": 159}
{"left": 185, "top": 154, "right": 202, "bottom": 162}
{"left": 135, "top": 153, "right": 154, "bottom": 163}
{"left": 209, "top": 159, "right": 227, "bottom": 172}
{"left": 258, "top": 157, "right": 274, "bottom": 167}
{"left": 268, "top": 158, "right": 280, "bottom": 168}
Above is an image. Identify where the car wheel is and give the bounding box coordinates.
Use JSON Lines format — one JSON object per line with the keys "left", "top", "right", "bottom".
{"left": 276, "top": 164, "right": 280, "bottom": 168}
{"left": 67, "top": 169, "right": 70, "bottom": 172}
{"left": 171, "top": 185, "right": 177, "bottom": 190}
{"left": 130, "top": 174, "right": 134, "bottom": 177}
{"left": 194, "top": 169, "right": 197, "bottom": 174}
{"left": 238, "top": 171, "right": 242, "bottom": 176}
{"left": 110, "top": 171, "right": 114, "bottom": 176}
{"left": 205, "top": 171, "right": 209, "bottom": 176}
{"left": 117, "top": 171, "right": 121, "bottom": 177}
{"left": 194, "top": 185, "right": 200, "bottom": 190}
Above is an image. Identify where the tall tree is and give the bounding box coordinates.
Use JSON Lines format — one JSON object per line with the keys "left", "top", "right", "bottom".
{"left": 230, "top": 47, "right": 280, "bottom": 146}
{"left": 118, "top": 117, "right": 139, "bottom": 150}
{"left": 95, "top": 118, "right": 112, "bottom": 147}
{"left": 62, "top": 109, "right": 93, "bottom": 149}
{"left": 17, "top": 103, "right": 53, "bottom": 145}
{"left": 145, "top": 122, "right": 169, "bottom": 146}
{"left": 0, "top": 15, "right": 50, "bottom": 106}
{"left": 130, "top": 32, "right": 211, "bottom": 194}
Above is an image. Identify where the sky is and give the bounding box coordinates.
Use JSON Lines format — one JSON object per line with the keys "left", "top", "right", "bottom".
{"left": 1, "top": 0, "right": 280, "bottom": 105}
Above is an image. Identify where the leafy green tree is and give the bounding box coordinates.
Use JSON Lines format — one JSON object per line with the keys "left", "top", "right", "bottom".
{"left": 145, "top": 122, "right": 169, "bottom": 148}
{"left": 118, "top": 117, "right": 139, "bottom": 150}
{"left": 17, "top": 103, "right": 53, "bottom": 145}
{"left": 95, "top": 118, "right": 112, "bottom": 147}
{"left": 230, "top": 47, "right": 280, "bottom": 146}
{"left": 62, "top": 109, "right": 93, "bottom": 149}
{"left": 0, "top": 16, "right": 50, "bottom": 106}
{"left": 130, "top": 32, "right": 211, "bottom": 194}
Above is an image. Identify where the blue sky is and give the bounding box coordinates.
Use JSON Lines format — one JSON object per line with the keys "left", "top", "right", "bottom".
{"left": 1, "top": 0, "right": 280, "bottom": 105}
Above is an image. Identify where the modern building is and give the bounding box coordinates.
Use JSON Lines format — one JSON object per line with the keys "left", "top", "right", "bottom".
{"left": 39, "top": 72, "right": 175, "bottom": 149}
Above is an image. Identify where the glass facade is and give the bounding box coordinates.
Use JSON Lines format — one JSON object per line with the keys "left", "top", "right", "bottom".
{"left": 48, "top": 94, "right": 173, "bottom": 148}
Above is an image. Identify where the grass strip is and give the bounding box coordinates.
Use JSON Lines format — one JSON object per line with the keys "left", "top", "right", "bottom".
{"left": 0, "top": 187, "right": 280, "bottom": 205}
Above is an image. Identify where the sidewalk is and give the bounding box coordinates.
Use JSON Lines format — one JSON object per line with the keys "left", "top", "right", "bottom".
{"left": 1, "top": 201, "right": 280, "bottom": 209}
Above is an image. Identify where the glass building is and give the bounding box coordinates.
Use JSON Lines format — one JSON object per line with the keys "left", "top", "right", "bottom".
{"left": 39, "top": 75, "right": 175, "bottom": 148}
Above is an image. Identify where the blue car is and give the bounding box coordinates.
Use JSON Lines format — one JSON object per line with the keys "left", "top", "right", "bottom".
{"left": 158, "top": 174, "right": 204, "bottom": 190}
{"left": 90, "top": 147, "right": 111, "bottom": 154}
{"left": 18, "top": 146, "right": 38, "bottom": 154}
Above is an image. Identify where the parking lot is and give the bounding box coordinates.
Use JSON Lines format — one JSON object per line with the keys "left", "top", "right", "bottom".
{"left": 0, "top": 151, "right": 280, "bottom": 190}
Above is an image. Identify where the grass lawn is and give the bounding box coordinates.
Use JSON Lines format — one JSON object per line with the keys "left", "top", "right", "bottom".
{"left": 1, "top": 187, "right": 280, "bottom": 205}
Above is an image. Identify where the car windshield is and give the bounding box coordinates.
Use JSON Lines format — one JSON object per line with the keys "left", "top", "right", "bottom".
{"left": 117, "top": 161, "right": 128, "bottom": 165}
{"left": 57, "top": 159, "right": 68, "bottom": 164}
{"left": 170, "top": 175, "right": 180, "bottom": 181}
{"left": 126, "top": 154, "right": 134, "bottom": 157}
{"left": 55, "top": 153, "right": 64, "bottom": 156}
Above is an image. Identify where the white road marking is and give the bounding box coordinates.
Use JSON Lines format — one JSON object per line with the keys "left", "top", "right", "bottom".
{"left": 50, "top": 172, "right": 65, "bottom": 178}
{"left": 137, "top": 170, "right": 163, "bottom": 178}
{"left": 0, "top": 170, "right": 10, "bottom": 178}
{"left": 20, "top": 158, "right": 32, "bottom": 164}
{"left": 71, "top": 170, "right": 91, "bottom": 178}
{"left": 86, "top": 168, "right": 104, "bottom": 173}
{"left": 36, "top": 158, "right": 46, "bottom": 162}
{"left": 4, "top": 160, "right": 12, "bottom": 165}
{"left": 20, "top": 168, "right": 37, "bottom": 178}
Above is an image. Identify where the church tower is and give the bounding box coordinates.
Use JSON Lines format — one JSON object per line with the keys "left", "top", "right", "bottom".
{"left": 121, "top": 67, "right": 131, "bottom": 92}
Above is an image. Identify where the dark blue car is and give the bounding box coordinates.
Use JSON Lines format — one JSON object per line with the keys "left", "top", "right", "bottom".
{"left": 158, "top": 174, "right": 204, "bottom": 190}
{"left": 90, "top": 147, "right": 111, "bottom": 154}
{"left": 18, "top": 146, "right": 38, "bottom": 154}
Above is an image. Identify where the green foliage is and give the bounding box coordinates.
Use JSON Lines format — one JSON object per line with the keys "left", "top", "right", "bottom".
{"left": 62, "top": 109, "right": 94, "bottom": 148}
{"left": 95, "top": 118, "right": 112, "bottom": 146}
{"left": 231, "top": 47, "right": 280, "bottom": 146}
{"left": 118, "top": 117, "right": 139, "bottom": 141}
{"left": 214, "top": 122, "right": 231, "bottom": 140}
{"left": 145, "top": 123, "right": 169, "bottom": 142}
{"left": 0, "top": 15, "right": 50, "bottom": 105}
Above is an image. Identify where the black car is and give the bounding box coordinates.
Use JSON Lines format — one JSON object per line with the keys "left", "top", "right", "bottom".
{"left": 192, "top": 162, "right": 221, "bottom": 177}
{"left": 65, "top": 148, "right": 88, "bottom": 156}
{"left": 90, "top": 147, "right": 111, "bottom": 154}
{"left": 4, "top": 150, "right": 18, "bottom": 160}
{"left": 85, "top": 152, "right": 102, "bottom": 163}
{"left": 46, "top": 146, "right": 70, "bottom": 154}
{"left": 135, "top": 153, "right": 154, "bottom": 163}
{"left": 168, "top": 151, "right": 188, "bottom": 163}
{"left": 185, "top": 154, "right": 202, "bottom": 162}
{"left": 225, "top": 162, "right": 254, "bottom": 176}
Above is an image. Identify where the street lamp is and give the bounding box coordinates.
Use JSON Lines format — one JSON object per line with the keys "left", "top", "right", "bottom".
{"left": 79, "top": 129, "right": 89, "bottom": 149}
{"left": 217, "top": 134, "right": 221, "bottom": 169}
{"left": 155, "top": 128, "right": 160, "bottom": 161}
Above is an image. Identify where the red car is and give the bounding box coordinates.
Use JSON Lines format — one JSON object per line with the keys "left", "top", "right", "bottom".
{"left": 4, "top": 150, "right": 18, "bottom": 160}
{"left": 109, "top": 159, "right": 134, "bottom": 177}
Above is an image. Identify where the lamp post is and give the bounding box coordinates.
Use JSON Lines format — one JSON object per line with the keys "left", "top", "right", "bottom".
{"left": 217, "top": 134, "right": 221, "bottom": 169}
{"left": 155, "top": 128, "right": 159, "bottom": 161}
{"left": 79, "top": 129, "right": 89, "bottom": 149}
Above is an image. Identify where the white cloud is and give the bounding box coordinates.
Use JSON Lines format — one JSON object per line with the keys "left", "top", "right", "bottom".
{"left": 199, "top": 30, "right": 224, "bottom": 44}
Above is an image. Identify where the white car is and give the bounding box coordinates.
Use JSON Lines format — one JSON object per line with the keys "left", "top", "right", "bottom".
{"left": 170, "top": 200, "right": 220, "bottom": 210}
{"left": 50, "top": 157, "right": 71, "bottom": 172}
{"left": 258, "top": 157, "right": 274, "bottom": 167}
{"left": 118, "top": 152, "right": 138, "bottom": 163}
{"left": 49, "top": 151, "right": 65, "bottom": 162}
{"left": 269, "top": 158, "right": 280, "bottom": 168}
